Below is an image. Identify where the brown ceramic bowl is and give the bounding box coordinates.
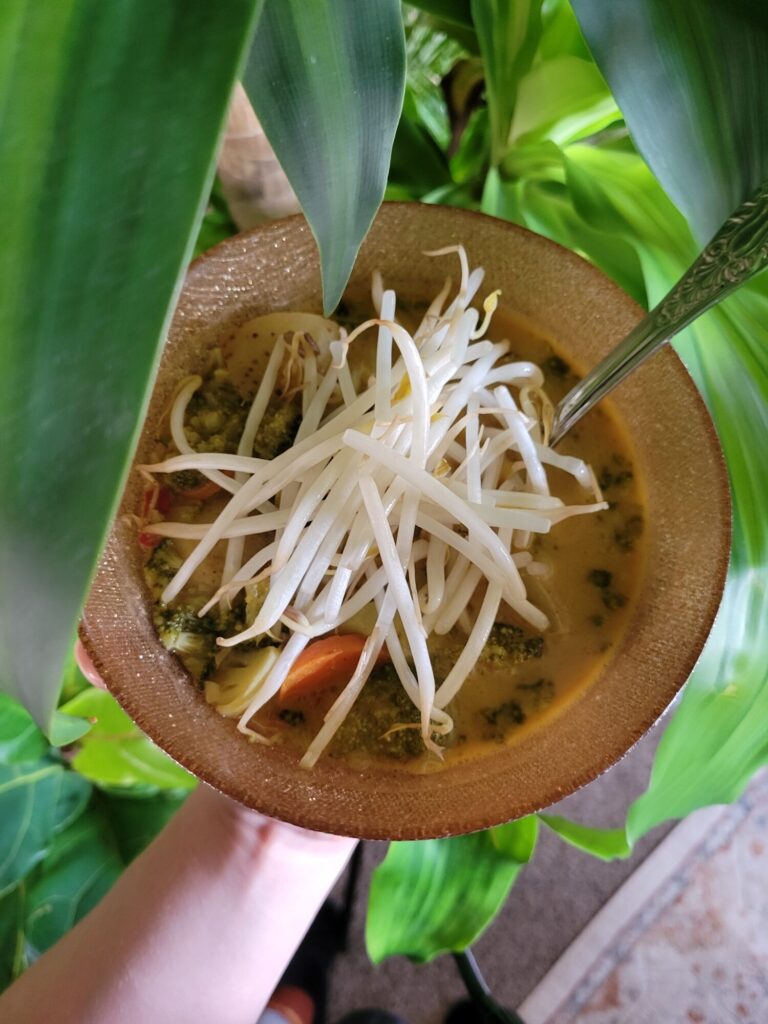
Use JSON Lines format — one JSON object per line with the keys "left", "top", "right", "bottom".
{"left": 80, "top": 204, "right": 730, "bottom": 839}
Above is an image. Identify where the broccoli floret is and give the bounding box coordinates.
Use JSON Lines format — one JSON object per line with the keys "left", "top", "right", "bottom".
{"left": 181, "top": 370, "right": 300, "bottom": 461}
{"left": 167, "top": 469, "right": 207, "bottom": 493}
{"left": 481, "top": 699, "right": 526, "bottom": 728}
{"left": 144, "top": 540, "right": 184, "bottom": 602}
{"left": 252, "top": 397, "right": 301, "bottom": 460}
{"left": 586, "top": 569, "right": 627, "bottom": 611}
{"left": 209, "top": 595, "right": 245, "bottom": 638}
{"left": 153, "top": 606, "right": 218, "bottom": 685}
{"left": 481, "top": 623, "right": 544, "bottom": 664}
{"left": 587, "top": 568, "right": 613, "bottom": 589}
{"left": 516, "top": 677, "right": 555, "bottom": 710}
{"left": 543, "top": 354, "right": 571, "bottom": 378}
{"left": 598, "top": 454, "right": 634, "bottom": 490}
{"left": 331, "top": 663, "right": 425, "bottom": 761}
{"left": 614, "top": 513, "right": 644, "bottom": 552}
{"left": 184, "top": 372, "right": 247, "bottom": 454}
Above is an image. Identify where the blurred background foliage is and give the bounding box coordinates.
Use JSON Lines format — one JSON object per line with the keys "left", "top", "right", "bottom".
{"left": 1, "top": 0, "right": 766, "bottom": 987}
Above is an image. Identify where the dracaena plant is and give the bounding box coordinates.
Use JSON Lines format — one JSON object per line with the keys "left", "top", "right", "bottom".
{"left": 0, "top": 0, "right": 766, "bottom": 986}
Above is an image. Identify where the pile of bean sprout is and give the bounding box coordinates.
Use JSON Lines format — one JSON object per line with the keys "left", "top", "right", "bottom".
{"left": 140, "top": 248, "right": 606, "bottom": 768}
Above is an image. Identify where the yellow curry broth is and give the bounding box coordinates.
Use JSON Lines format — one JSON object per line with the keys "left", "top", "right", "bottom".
{"left": 144, "top": 303, "right": 646, "bottom": 771}
{"left": 249, "top": 307, "right": 645, "bottom": 769}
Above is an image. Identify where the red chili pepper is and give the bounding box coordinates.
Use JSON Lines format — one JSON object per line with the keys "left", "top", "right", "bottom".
{"left": 155, "top": 485, "right": 174, "bottom": 515}
{"left": 138, "top": 531, "right": 163, "bottom": 549}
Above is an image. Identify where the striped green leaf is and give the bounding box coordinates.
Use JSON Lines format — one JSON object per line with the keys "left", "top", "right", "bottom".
{"left": 572, "top": 0, "right": 768, "bottom": 243}
{"left": 0, "top": 760, "right": 90, "bottom": 897}
{"left": 243, "top": 0, "right": 406, "bottom": 313}
{"left": 366, "top": 817, "right": 537, "bottom": 963}
{"left": 471, "top": 0, "right": 542, "bottom": 163}
{"left": 0, "top": 1, "right": 261, "bottom": 731}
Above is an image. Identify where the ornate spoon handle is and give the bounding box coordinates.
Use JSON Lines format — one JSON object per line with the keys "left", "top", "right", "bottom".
{"left": 550, "top": 177, "right": 768, "bottom": 446}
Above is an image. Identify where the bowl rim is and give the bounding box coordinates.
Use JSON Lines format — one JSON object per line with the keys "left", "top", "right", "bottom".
{"left": 80, "top": 202, "right": 732, "bottom": 838}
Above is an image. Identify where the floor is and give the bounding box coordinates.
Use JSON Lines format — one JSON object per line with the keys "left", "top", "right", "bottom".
{"left": 521, "top": 772, "right": 768, "bottom": 1024}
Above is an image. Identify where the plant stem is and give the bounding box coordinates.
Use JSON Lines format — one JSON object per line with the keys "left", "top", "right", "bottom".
{"left": 452, "top": 950, "right": 528, "bottom": 1024}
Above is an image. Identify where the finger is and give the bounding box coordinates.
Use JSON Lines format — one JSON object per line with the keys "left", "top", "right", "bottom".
{"left": 260, "top": 986, "right": 314, "bottom": 1024}
{"left": 75, "top": 638, "right": 107, "bottom": 690}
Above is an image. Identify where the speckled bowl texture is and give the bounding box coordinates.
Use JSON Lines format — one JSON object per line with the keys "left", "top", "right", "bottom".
{"left": 80, "top": 204, "right": 730, "bottom": 839}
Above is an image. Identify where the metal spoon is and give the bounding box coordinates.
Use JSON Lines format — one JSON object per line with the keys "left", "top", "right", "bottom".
{"left": 550, "top": 177, "right": 768, "bottom": 446}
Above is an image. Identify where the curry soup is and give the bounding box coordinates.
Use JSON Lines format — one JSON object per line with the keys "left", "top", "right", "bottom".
{"left": 139, "top": 285, "right": 646, "bottom": 772}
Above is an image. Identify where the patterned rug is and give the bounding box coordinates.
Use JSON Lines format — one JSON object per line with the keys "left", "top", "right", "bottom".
{"left": 518, "top": 773, "right": 768, "bottom": 1024}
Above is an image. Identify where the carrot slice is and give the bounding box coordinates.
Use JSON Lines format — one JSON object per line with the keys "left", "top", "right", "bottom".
{"left": 280, "top": 634, "right": 387, "bottom": 700}
{"left": 178, "top": 478, "right": 222, "bottom": 502}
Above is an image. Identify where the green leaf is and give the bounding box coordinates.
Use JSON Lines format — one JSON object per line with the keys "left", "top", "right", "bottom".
{"left": 390, "top": 103, "right": 451, "bottom": 196}
{"left": 511, "top": 56, "right": 618, "bottom": 146}
{"left": 366, "top": 817, "right": 538, "bottom": 963}
{"left": 24, "top": 808, "right": 122, "bottom": 958}
{"left": 404, "top": 14, "right": 467, "bottom": 150}
{"left": 193, "top": 177, "right": 238, "bottom": 260}
{"left": 450, "top": 106, "right": 490, "bottom": 185}
{"left": 539, "top": 814, "right": 630, "bottom": 860}
{"left": 243, "top": 0, "right": 406, "bottom": 314}
{"left": 60, "top": 688, "right": 195, "bottom": 792}
{"left": 0, "top": 696, "right": 46, "bottom": 766}
{"left": 515, "top": 174, "right": 648, "bottom": 307}
{"left": 421, "top": 182, "right": 480, "bottom": 209}
{"left": 48, "top": 712, "right": 91, "bottom": 749}
{"left": 0, "top": 761, "right": 91, "bottom": 897}
{"left": 406, "top": 0, "right": 474, "bottom": 31}
{"left": 100, "top": 790, "right": 187, "bottom": 864}
{"left": 538, "top": 0, "right": 592, "bottom": 62}
{"left": 58, "top": 648, "right": 91, "bottom": 705}
{"left": 470, "top": 0, "right": 542, "bottom": 163}
{"left": 482, "top": 167, "right": 527, "bottom": 224}
{"left": 0, "top": 885, "right": 25, "bottom": 990}
{"left": 572, "top": 0, "right": 768, "bottom": 243}
{"left": 488, "top": 814, "right": 538, "bottom": 860}
{"left": 0, "top": 1, "right": 262, "bottom": 732}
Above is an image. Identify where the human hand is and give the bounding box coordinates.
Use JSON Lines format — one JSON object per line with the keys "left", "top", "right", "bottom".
{"left": 0, "top": 643, "right": 357, "bottom": 1024}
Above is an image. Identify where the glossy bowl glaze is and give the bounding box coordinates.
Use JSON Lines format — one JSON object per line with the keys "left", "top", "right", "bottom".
{"left": 80, "top": 204, "right": 730, "bottom": 839}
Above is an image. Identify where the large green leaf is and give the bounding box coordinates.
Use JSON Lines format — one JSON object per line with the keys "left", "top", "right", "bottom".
{"left": 470, "top": 0, "right": 542, "bottom": 164}
{"left": 193, "top": 177, "right": 239, "bottom": 261}
{"left": 60, "top": 688, "right": 195, "bottom": 792}
{"left": 99, "top": 790, "right": 187, "bottom": 864}
{"left": 24, "top": 807, "right": 123, "bottom": 957}
{"left": 404, "top": 12, "right": 467, "bottom": 150}
{"left": 0, "top": 696, "right": 47, "bottom": 766}
{"left": 538, "top": 0, "right": 592, "bottom": 62}
{"left": 0, "top": 760, "right": 90, "bottom": 897}
{"left": 0, "top": 1, "right": 262, "bottom": 732}
{"left": 243, "top": 0, "right": 405, "bottom": 314}
{"left": 572, "top": 0, "right": 768, "bottom": 243}
{"left": 0, "top": 886, "right": 25, "bottom": 990}
{"left": 389, "top": 103, "right": 452, "bottom": 198}
{"left": 539, "top": 814, "right": 630, "bottom": 861}
{"left": 406, "top": 0, "right": 474, "bottom": 31}
{"left": 366, "top": 817, "right": 537, "bottom": 963}
{"left": 510, "top": 55, "right": 617, "bottom": 146}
